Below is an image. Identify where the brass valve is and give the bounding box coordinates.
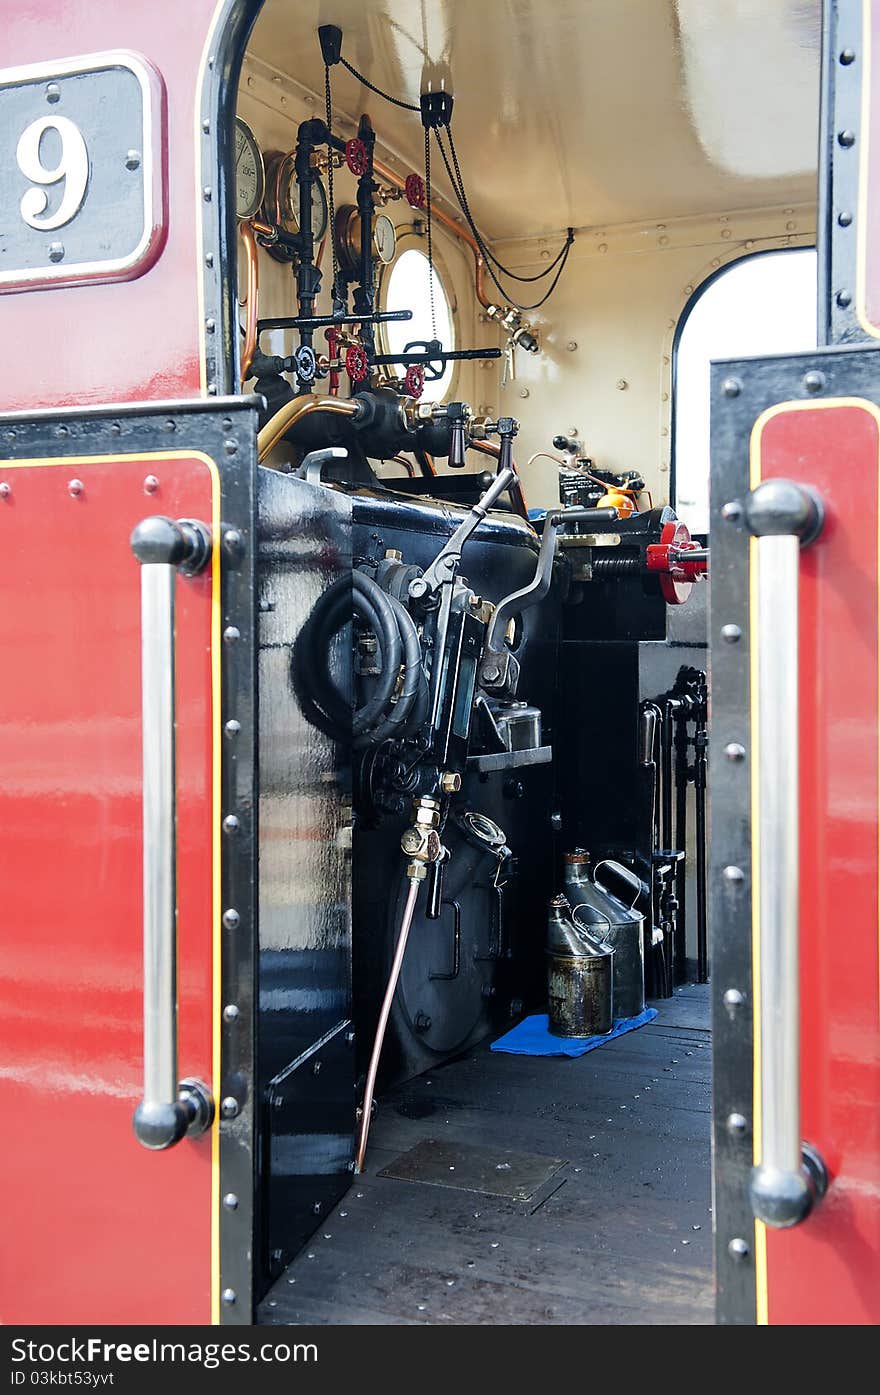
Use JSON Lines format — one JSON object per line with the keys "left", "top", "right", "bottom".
{"left": 400, "top": 796, "right": 445, "bottom": 880}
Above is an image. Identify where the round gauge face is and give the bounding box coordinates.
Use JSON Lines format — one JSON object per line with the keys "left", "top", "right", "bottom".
{"left": 274, "top": 165, "right": 329, "bottom": 242}
{"left": 234, "top": 118, "right": 265, "bottom": 221}
{"left": 374, "top": 213, "right": 396, "bottom": 264}
{"left": 309, "top": 176, "right": 329, "bottom": 241}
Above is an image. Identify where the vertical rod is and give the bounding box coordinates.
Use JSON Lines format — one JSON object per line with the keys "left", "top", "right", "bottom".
{"left": 140, "top": 563, "right": 178, "bottom": 1109}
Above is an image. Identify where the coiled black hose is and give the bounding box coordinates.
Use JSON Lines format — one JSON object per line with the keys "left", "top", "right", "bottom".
{"left": 291, "top": 569, "right": 427, "bottom": 746}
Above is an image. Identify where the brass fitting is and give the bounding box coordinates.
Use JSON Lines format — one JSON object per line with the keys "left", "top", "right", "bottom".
{"left": 400, "top": 796, "right": 443, "bottom": 869}
{"left": 440, "top": 771, "right": 462, "bottom": 795}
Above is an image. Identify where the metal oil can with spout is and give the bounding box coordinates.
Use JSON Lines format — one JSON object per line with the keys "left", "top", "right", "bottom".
{"left": 563, "top": 850, "right": 646, "bottom": 1020}
{"left": 546, "top": 894, "right": 614, "bottom": 1037}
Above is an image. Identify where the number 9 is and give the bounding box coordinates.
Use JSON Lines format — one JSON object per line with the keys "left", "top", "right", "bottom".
{"left": 16, "top": 116, "right": 89, "bottom": 232}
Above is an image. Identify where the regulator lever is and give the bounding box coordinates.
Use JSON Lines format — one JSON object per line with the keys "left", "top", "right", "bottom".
{"left": 409, "top": 467, "right": 515, "bottom": 601}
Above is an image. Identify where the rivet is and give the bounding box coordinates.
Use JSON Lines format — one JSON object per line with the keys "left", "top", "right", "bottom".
{"left": 222, "top": 908, "right": 241, "bottom": 929}
{"left": 518, "top": 387, "right": 529, "bottom": 399}
{"left": 225, "top": 719, "right": 241, "bottom": 738}
{"left": 616, "top": 379, "right": 628, "bottom": 391}
{"left": 720, "top": 228, "right": 731, "bottom": 239}
{"left": 223, "top": 814, "right": 241, "bottom": 834}
{"left": 726, "top": 1112, "right": 748, "bottom": 1136}
{"left": 203, "top": 186, "right": 213, "bottom": 201}
{"left": 721, "top": 500, "right": 742, "bottom": 522}
{"left": 722, "top": 865, "right": 745, "bottom": 884}
{"left": 223, "top": 1193, "right": 239, "bottom": 1210}
{"left": 162, "top": 418, "right": 176, "bottom": 433}
{"left": 57, "top": 425, "right": 69, "bottom": 438}
{"left": 46, "top": 82, "right": 60, "bottom": 103}
{"left": 313, "top": 1060, "right": 322, "bottom": 1075}
{"left": 223, "top": 528, "right": 244, "bottom": 561}
{"left": 208, "top": 384, "right": 218, "bottom": 396}
{"left": 223, "top": 625, "right": 241, "bottom": 644}
{"left": 48, "top": 242, "right": 65, "bottom": 263}
{"left": 221, "top": 1288, "right": 237, "bottom": 1304}
{"left": 110, "top": 422, "right": 122, "bottom": 435}
{"left": 566, "top": 341, "right": 578, "bottom": 351}
{"left": 346, "top": 1030, "right": 356, "bottom": 1045}
{"left": 840, "top": 48, "right": 856, "bottom": 65}
{"left": 206, "top": 252, "right": 214, "bottom": 267}
{"left": 721, "top": 623, "right": 742, "bottom": 644}
{"left": 724, "top": 742, "right": 746, "bottom": 762}
{"left": 723, "top": 988, "right": 745, "bottom": 1013}
{"left": 722, "top": 377, "right": 742, "bottom": 398}
{"left": 727, "top": 1238, "right": 750, "bottom": 1262}
{"left": 67, "top": 478, "right": 84, "bottom": 497}
{"left": 206, "top": 318, "right": 216, "bottom": 334}
{"left": 0, "top": 482, "right": 10, "bottom": 499}
{"left": 224, "top": 438, "right": 237, "bottom": 455}
{"left": 313, "top": 1202, "right": 323, "bottom": 1215}
{"left": 838, "top": 129, "right": 856, "bottom": 148}
{"left": 836, "top": 289, "right": 853, "bottom": 308}
{"left": 124, "top": 150, "right": 141, "bottom": 171}
{"left": 223, "top": 1004, "right": 240, "bottom": 1023}
{"left": 202, "top": 118, "right": 211, "bottom": 134}
{"left": 220, "top": 1097, "right": 240, "bottom": 1119}
{"left": 143, "top": 475, "right": 159, "bottom": 494}
{"left": 803, "top": 370, "right": 826, "bottom": 393}
{"left": 838, "top": 210, "right": 853, "bottom": 227}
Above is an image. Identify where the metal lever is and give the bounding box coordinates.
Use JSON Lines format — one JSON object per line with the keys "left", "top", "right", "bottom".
{"left": 409, "top": 467, "right": 515, "bottom": 600}
{"left": 481, "top": 507, "right": 618, "bottom": 692}
{"left": 744, "top": 478, "right": 828, "bottom": 1227}
{"left": 130, "top": 517, "right": 215, "bottom": 1151}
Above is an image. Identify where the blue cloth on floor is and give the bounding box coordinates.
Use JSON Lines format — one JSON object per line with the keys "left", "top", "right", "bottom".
{"left": 490, "top": 1007, "right": 658, "bottom": 1058}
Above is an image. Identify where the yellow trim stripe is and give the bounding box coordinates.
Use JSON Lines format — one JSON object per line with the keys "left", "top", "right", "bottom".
{"left": 856, "top": 1, "right": 880, "bottom": 337}
{"left": 748, "top": 395, "right": 880, "bottom": 1325}
{"left": 0, "top": 448, "right": 223, "bottom": 1323}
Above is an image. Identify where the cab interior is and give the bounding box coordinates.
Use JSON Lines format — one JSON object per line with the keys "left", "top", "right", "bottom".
{"left": 228, "top": 0, "right": 820, "bottom": 1324}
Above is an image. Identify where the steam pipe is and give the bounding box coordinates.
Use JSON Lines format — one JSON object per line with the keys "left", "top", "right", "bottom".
{"left": 257, "top": 394, "right": 363, "bottom": 462}
{"left": 239, "top": 221, "right": 260, "bottom": 385}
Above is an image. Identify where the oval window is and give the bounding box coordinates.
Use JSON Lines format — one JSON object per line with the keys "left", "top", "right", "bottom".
{"left": 383, "top": 247, "right": 456, "bottom": 400}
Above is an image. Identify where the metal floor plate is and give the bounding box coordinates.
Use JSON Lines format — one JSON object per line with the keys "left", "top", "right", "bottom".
{"left": 378, "top": 1137, "right": 566, "bottom": 1201}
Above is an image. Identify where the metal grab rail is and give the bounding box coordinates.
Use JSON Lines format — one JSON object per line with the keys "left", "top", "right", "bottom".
{"left": 744, "top": 478, "right": 828, "bottom": 1227}
{"left": 130, "top": 516, "right": 214, "bottom": 1151}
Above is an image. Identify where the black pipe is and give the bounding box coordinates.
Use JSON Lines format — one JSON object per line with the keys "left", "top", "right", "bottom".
{"left": 694, "top": 714, "right": 709, "bottom": 983}
{"left": 257, "top": 310, "right": 412, "bottom": 333}
{"left": 674, "top": 711, "right": 690, "bottom": 983}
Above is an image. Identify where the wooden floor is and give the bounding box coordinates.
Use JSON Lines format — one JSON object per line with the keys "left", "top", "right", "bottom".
{"left": 260, "top": 983, "right": 713, "bottom": 1325}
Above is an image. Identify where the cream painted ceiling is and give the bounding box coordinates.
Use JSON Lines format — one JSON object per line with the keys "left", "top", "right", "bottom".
{"left": 247, "top": 0, "right": 821, "bottom": 241}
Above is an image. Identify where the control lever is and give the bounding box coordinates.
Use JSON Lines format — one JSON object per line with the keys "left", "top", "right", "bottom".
{"left": 480, "top": 506, "right": 618, "bottom": 693}
{"left": 425, "top": 846, "right": 450, "bottom": 920}
{"left": 408, "top": 467, "right": 515, "bottom": 601}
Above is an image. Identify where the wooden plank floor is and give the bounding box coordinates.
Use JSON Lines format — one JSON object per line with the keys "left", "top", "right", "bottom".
{"left": 260, "top": 983, "right": 713, "bottom": 1325}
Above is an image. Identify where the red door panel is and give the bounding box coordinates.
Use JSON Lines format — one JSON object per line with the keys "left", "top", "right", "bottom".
{"left": 0, "top": 450, "right": 219, "bottom": 1324}
{"left": 753, "top": 402, "right": 880, "bottom": 1324}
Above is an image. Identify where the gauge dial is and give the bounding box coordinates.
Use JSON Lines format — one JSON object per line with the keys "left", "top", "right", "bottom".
{"left": 234, "top": 118, "right": 265, "bottom": 221}
{"left": 336, "top": 206, "right": 397, "bottom": 271}
{"left": 374, "top": 213, "right": 396, "bottom": 265}
{"left": 265, "top": 153, "right": 329, "bottom": 242}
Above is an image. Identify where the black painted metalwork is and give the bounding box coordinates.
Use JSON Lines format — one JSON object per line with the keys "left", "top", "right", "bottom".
{"left": 819, "top": 0, "right": 865, "bottom": 344}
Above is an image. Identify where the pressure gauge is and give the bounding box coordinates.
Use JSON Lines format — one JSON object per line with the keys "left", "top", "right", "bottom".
{"left": 264, "top": 153, "right": 329, "bottom": 241}
{"left": 335, "top": 205, "right": 398, "bottom": 272}
{"left": 374, "top": 213, "right": 396, "bottom": 265}
{"left": 234, "top": 118, "right": 265, "bottom": 221}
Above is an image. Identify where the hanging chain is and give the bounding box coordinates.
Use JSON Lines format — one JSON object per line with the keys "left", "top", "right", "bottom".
{"left": 324, "top": 63, "right": 339, "bottom": 288}
{"left": 424, "top": 127, "right": 437, "bottom": 341}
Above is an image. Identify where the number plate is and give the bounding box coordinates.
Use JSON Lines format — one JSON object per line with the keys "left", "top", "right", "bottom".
{"left": 0, "top": 51, "right": 165, "bottom": 292}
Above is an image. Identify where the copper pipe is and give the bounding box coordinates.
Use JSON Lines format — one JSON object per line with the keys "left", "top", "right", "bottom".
{"left": 414, "top": 448, "right": 437, "bottom": 478}
{"left": 355, "top": 875, "right": 421, "bottom": 1172}
{"left": 239, "top": 221, "right": 260, "bottom": 385}
{"left": 470, "top": 439, "right": 530, "bottom": 521}
{"left": 391, "top": 454, "right": 417, "bottom": 477}
{"left": 257, "top": 394, "right": 360, "bottom": 462}
{"left": 372, "top": 156, "right": 490, "bottom": 309}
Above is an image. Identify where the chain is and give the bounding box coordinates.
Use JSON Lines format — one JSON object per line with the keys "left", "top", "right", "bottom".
{"left": 324, "top": 63, "right": 339, "bottom": 287}
{"left": 424, "top": 127, "right": 437, "bottom": 340}
{"left": 339, "top": 56, "right": 420, "bottom": 112}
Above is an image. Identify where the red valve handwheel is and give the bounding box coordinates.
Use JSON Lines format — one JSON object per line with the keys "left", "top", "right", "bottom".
{"left": 345, "top": 138, "right": 368, "bottom": 176}
{"left": 646, "top": 520, "right": 706, "bottom": 606}
{"left": 405, "top": 173, "right": 426, "bottom": 209}
{"left": 404, "top": 364, "right": 425, "bottom": 399}
{"left": 345, "top": 344, "right": 369, "bottom": 383}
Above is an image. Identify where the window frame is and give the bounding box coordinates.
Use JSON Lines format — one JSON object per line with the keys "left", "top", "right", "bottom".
{"left": 376, "top": 226, "right": 460, "bottom": 402}
{"left": 670, "top": 245, "right": 817, "bottom": 527}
